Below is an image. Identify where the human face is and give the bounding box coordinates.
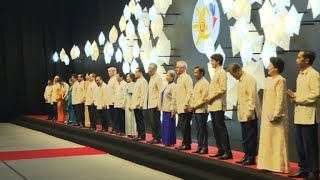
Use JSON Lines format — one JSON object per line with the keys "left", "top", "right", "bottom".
{"left": 148, "top": 65, "right": 155, "bottom": 76}
{"left": 69, "top": 79, "right": 73, "bottom": 85}
{"left": 116, "top": 74, "right": 123, "bottom": 82}
{"left": 108, "top": 69, "right": 114, "bottom": 77}
{"left": 296, "top": 51, "right": 309, "bottom": 70}
{"left": 175, "top": 64, "right": 185, "bottom": 75}
{"left": 77, "top": 75, "right": 82, "bottom": 82}
{"left": 267, "top": 63, "right": 278, "bottom": 76}
{"left": 166, "top": 72, "right": 173, "bottom": 82}
{"left": 193, "top": 68, "right": 202, "bottom": 80}
{"left": 126, "top": 74, "right": 132, "bottom": 83}
{"left": 89, "top": 74, "right": 94, "bottom": 82}
{"left": 210, "top": 59, "right": 219, "bottom": 69}
{"left": 135, "top": 69, "right": 140, "bottom": 79}
{"left": 96, "top": 77, "right": 102, "bottom": 86}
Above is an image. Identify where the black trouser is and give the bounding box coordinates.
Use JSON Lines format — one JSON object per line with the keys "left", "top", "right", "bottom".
{"left": 178, "top": 112, "right": 192, "bottom": 146}
{"left": 109, "top": 105, "right": 116, "bottom": 130}
{"left": 134, "top": 109, "right": 145, "bottom": 139}
{"left": 149, "top": 108, "right": 161, "bottom": 140}
{"left": 98, "top": 109, "right": 108, "bottom": 131}
{"left": 74, "top": 103, "right": 84, "bottom": 126}
{"left": 46, "top": 103, "right": 53, "bottom": 119}
{"left": 115, "top": 108, "right": 125, "bottom": 134}
{"left": 88, "top": 105, "right": 97, "bottom": 129}
{"left": 52, "top": 102, "right": 57, "bottom": 119}
{"left": 210, "top": 111, "right": 232, "bottom": 154}
{"left": 240, "top": 119, "right": 258, "bottom": 160}
{"left": 295, "top": 123, "right": 319, "bottom": 174}
{"left": 194, "top": 113, "right": 208, "bottom": 149}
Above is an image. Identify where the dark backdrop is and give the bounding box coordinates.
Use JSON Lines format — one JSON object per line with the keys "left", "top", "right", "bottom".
{"left": 0, "top": 0, "right": 319, "bottom": 162}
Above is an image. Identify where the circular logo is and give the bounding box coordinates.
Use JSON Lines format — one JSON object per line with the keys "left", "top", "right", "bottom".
{"left": 192, "top": 0, "right": 220, "bottom": 54}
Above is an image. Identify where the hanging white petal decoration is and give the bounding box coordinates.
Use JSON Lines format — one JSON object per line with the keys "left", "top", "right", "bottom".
{"left": 240, "top": 41, "right": 254, "bottom": 64}
{"left": 259, "top": 0, "right": 276, "bottom": 28}
{"left": 98, "top": 31, "right": 106, "bottom": 46}
{"left": 260, "top": 42, "right": 277, "bottom": 68}
{"left": 84, "top": 41, "right": 92, "bottom": 57}
{"left": 119, "top": 15, "right": 127, "bottom": 32}
{"left": 128, "top": 0, "right": 136, "bottom": 14}
{"left": 124, "top": 5, "right": 131, "bottom": 20}
{"left": 132, "top": 41, "right": 140, "bottom": 58}
{"left": 75, "top": 46, "right": 80, "bottom": 58}
{"left": 130, "top": 58, "right": 139, "bottom": 73}
{"left": 118, "top": 33, "right": 127, "bottom": 50}
{"left": 149, "top": 5, "right": 158, "bottom": 21}
{"left": 115, "top": 48, "right": 123, "bottom": 63}
{"left": 134, "top": 3, "right": 142, "bottom": 20}
{"left": 221, "top": 0, "right": 234, "bottom": 14}
{"left": 91, "top": 40, "right": 99, "bottom": 61}
{"left": 104, "top": 55, "right": 112, "bottom": 64}
{"left": 150, "top": 47, "right": 158, "bottom": 64}
{"left": 151, "top": 14, "right": 163, "bottom": 38}
{"left": 64, "top": 55, "right": 70, "bottom": 65}
{"left": 123, "top": 47, "right": 133, "bottom": 63}
{"left": 53, "top": 52, "right": 59, "bottom": 62}
{"left": 70, "top": 45, "right": 76, "bottom": 60}
{"left": 109, "top": 25, "right": 119, "bottom": 44}
{"left": 141, "top": 7, "right": 150, "bottom": 27}
{"left": 156, "top": 33, "right": 171, "bottom": 65}
{"left": 122, "top": 61, "right": 131, "bottom": 74}
{"left": 284, "top": 5, "right": 303, "bottom": 36}
{"left": 154, "top": 0, "right": 172, "bottom": 16}
{"left": 203, "top": 39, "right": 216, "bottom": 61}
{"left": 126, "top": 19, "right": 135, "bottom": 39}
{"left": 60, "top": 48, "right": 66, "bottom": 62}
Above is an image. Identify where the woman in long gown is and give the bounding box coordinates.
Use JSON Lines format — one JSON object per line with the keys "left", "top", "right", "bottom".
{"left": 84, "top": 73, "right": 91, "bottom": 127}
{"left": 160, "top": 70, "right": 177, "bottom": 147}
{"left": 65, "top": 78, "right": 75, "bottom": 125}
{"left": 257, "top": 57, "right": 289, "bottom": 173}
{"left": 56, "top": 80, "right": 66, "bottom": 123}
{"left": 125, "top": 73, "right": 137, "bottom": 138}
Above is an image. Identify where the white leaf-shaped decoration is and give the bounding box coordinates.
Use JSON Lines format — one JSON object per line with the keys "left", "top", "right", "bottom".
{"left": 124, "top": 5, "right": 131, "bottom": 20}
{"left": 221, "top": 0, "right": 234, "bottom": 14}
{"left": 149, "top": 5, "right": 158, "bottom": 21}
{"left": 118, "top": 33, "right": 127, "bottom": 50}
{"left": 132, "top": 41, "right": 140, "bottom": 58}
{"left": 91, "top": 40, "right": 99, "bottom": 61}
{"left": 240, "top": 41, "right": 254, "bottom": 64}
{"left": 64, "top": 55, "right": 70, "bottom": 65}
{"left": 60, "top": 48, "right": 66, "bottom": 62}
{"left": 84, "top": 41, "right": 92, "bottom": 57}
{"left": 104, "top": 41, "right": 114, "bottom": 57}
{"left": 141, "top": 7, "right": 150, "bottom": 26}
{"left": 140, "top": 40, "right": 152, "bottom": 62}
{"left": 126, "top": 19, "right": 135, "bottom": 39}
{"left": 98, "top": 32, "right": 106, "bottom": 46}
{"left": 151, "top": 15, "right": 163, "bottom": 38}
{"left": 284, "top": 5, "right": 303, "bottom": 36}
{"left": 53, "top": 52, "right": 59, "bottom": 62}
{"left": 129, "top": 0, "right": 136, "bottom": 14}
{"left": 259, "top": 0, "right": 276, "bottom": 28}
{"left": 134, "top": 3, "right": 142, "bottom": 20}
{"left": 119, "top": 15, "right": 127, "bottom": 32}
{"left": 70, "top": 45, "right": 76, "bottom": 60}
{"left": 150, "top": 47, "right": 158, "bottom": 63}
{"left": 123, "top": 47, "right": 133, "bottom": 63}
{"left": 115, "top": 48, "right": 123, "bottom": 63}
{"left": 109, "top": 25, "right": 118, "bottom": 44}
{"left": 122, "top": 61, "right": 131, "bottom": 74}
{"left": 75, "top": 46, "right": 80, "bottom": 58}
{"left": 156, "top": 32, "right": 171, "bottom": 64}
{"left": 260, "top": 42, "right": 277, "bottom": 68}
{"left": 154, "top": 0, "right": 172, "bottom": 16}
{"left": 104, "top": 55, "right": 112, "bottom": 64}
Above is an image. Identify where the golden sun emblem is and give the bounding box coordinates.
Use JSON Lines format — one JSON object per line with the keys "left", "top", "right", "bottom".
{"left": 192, "top": 6, "right": 211, "bottom": 46}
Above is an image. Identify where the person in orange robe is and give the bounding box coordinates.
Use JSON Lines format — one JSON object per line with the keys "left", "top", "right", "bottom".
{"left": 56, "top": 79, "right": 66, "bottom": 123}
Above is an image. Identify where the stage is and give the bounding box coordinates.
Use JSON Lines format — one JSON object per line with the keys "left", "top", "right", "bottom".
{"left": 10, "top": 115, "right": 300, "bottom": 180}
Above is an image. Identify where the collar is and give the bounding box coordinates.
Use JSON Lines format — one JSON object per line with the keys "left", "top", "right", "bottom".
{"left": 239, "top": 71, "right": 246, "bottom": 81}
{"left": 300, "top": 66, "right": 312, "bottom": 75}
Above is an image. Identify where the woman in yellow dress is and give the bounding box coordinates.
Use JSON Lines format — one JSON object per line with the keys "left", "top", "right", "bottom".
{"left": 56, "top": 79, "right": 66, "bottom": 123}
{"left": 257, "top": 57, "right": 289, "bottom": 173}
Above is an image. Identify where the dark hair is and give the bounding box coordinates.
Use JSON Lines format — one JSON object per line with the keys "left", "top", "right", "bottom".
{"left": 210, "top": 54, "right": 224, "bottom": 66}
{"left": 227, "top": 63, "right": 241, "bottom": 73}
{"left": 96, "top": 76, "right": 102, "bottom": 80}
{"left": 136, "top": 67, "right": 143, "bottom": 73}
{"left": 126, "top": 73, "right": 136, "bottom": 82}
{"left": 78, "top": 74, "right": 84, "bottom": 78}
{"left": 270, "top": 57, "right": 285, "bottom": 73}
{"left": 194, "top": 66, "right": 205, "bottom": 76}
{"left": 90, "top": 73, "right": 96, "bottom": 78}
{"left": 301, "top": 50, "right": 316, "bottom": 65}
{"left": 71, "top": 74, "right": 77, "bottom": 79}
{"left": 118, "top": 72, "right": 125, "bottom": 79}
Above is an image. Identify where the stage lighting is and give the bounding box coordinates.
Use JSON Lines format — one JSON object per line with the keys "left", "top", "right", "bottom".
{"left": 98, "top": 32, "right": 106, "bottom": 46}
{"left": 84, "top": 41, "right": 92, "bottom": 57}
{"left": 53, "top": 52, "right": 59, "bottom": 62}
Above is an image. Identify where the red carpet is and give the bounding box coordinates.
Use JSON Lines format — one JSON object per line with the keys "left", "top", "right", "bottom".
{"left": 25, "top": 115, "right": 302, "bottom": 179}
{"left": 0, "top": 147, "right": 107, "bottom": 161}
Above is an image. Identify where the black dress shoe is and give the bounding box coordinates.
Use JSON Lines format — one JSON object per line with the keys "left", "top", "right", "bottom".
{"left": 218, "top": 153, "right": 233, "bottom": 160}
{"left": 242, "top": 159, "right": 256, "bottom": 165}
{"left": 209, "top": 151, "right": 224, "bottom": 157}
{"left": 288, "top": 171, "right": 309, "bottom": 178}
{"left": 198, "top": 148, "right": 208, "bottom": 154}
{"left": 150, "top": 139, "right": 161, "bottom": 144}
{"left": 192, "top": 147, "right": 202, "bottom": 153}
{"left": 303, "top": 173, "right": 319, "bottom": 180}
{"left": 235, "top": 156, "right": 247, "bottom": 164}
{"left": 176, "top": 145, "right": 191, "bottom": 150}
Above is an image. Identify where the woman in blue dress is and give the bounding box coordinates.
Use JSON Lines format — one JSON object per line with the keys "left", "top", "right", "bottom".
{"left": 65, "top": 78, "right": 76, "bottom": 125}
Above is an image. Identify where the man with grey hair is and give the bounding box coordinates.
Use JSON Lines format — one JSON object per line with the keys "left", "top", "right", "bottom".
{"left": 228, "top": 63, "right": 261, "bottom": 165}
{"left": 107, "top": 67, "right": 118, "bottom": 133}
{"left": 147, "top": 63, "right": 163, "bottom": 144}
{"left": 175, "top": 60, "right": 193, "bottom": 150}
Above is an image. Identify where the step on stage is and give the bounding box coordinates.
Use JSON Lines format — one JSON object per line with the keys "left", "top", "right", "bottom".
{"left": 11, "top": 115, "right": 297, "bottom": 180}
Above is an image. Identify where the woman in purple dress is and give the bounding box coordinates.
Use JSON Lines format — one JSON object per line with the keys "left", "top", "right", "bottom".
{"left": 160, "top": 70, "right": 177, "bottom": 147}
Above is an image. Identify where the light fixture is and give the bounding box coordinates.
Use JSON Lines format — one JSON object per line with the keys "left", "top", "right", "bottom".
{"left": 84, "top": 41, "right": 92, "bottom": 57}
{"left": 91, "top": 40, "right": 99, "bottom": 61}
{"left": 109, "top": 25, "right": 118, "bottom": 44}
{"left": 130, "top": 58, "right": 139, "bottom": 73}
{"left": 75, "top": 46, "right": 80, "bottom": 58}
{"left": 124, "top": 5, "right": 131, "bottom": 20}
{"left": 134, "top": 3, "right": 142, "bottom": 20}
{"left": 122, "top": 61, "right": 131, "bottom": 74}
{"left": 149, "top": 5, "right": 158, "bottom": 21}
{"left": 128, "top": 0, "right": 136, "bottom": 14}
{"left": 59, "top": 48, "right": 66, "bottom": 62}
{"left": 64, "top": 55, "right": 70, "bottom": 65}
{"left": 151, "top": 14, "right": 163, "bottom": 38}
{"left": 132, "top": 41, "right": 140, "bottom": 58}
{"left": 115, "top": 48, "right": 123, "bottom": 63}
{"left": 70, "top": 45, "right": 76, "bottom": 60}
{"left": 119, "top": 15, "right": 127, "bottom": 32}
{"left": 126, "top": 19, "right": 135, "bottom": 39}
